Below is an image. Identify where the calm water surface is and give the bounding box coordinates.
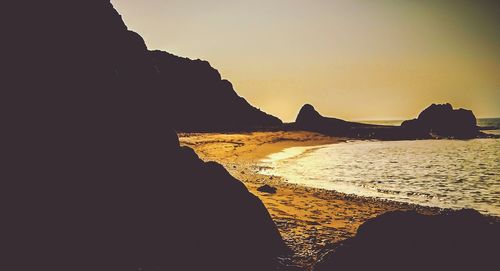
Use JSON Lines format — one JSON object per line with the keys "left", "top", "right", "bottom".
{"left": 259, "top": 119, "right": 500, "bottom": 216}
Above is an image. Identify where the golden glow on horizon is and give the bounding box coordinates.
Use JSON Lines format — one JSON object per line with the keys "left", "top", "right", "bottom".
{"left": 113, "top": 0, "right": 500, "bottom": 121}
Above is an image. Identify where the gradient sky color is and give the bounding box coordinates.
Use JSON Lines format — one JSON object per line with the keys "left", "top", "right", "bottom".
{"left": 113, "top": 0, "right": 500, "bottom": 121}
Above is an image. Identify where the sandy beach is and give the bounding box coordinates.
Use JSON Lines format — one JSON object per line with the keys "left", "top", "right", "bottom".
{"left": 179, "top": 131, "right": 440, "bottom": 269}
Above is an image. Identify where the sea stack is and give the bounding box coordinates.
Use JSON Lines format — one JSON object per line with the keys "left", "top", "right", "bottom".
{"left": 401, "top": 103, "right": 479, "bottom": 138}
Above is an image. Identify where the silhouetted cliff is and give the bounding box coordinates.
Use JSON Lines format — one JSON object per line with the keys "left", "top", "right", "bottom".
{"left": 4, "top": 1, "right": 285, "bottom": 270}
{"left": 150, "top": 51, "right": 282, "bottom": 131}
{"left": 314, "top": 209, "right": 499, "bottom": 271}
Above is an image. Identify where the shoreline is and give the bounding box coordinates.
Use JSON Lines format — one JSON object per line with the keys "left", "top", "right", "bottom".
{"left": 257, "top": 139, "right": 500, "bottom": 217}
{"left": 179, "top": 131, "right": 442, "bottom": 269}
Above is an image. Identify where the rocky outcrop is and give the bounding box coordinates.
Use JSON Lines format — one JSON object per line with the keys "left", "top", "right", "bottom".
{"left": 293, "top": 104, "right": 408, "bottom": 139}
{"left": 293, "top": 103, "right": 486, "bottom": 140}
{"left": 401, "top": 103, "right": 479, "bottom": 138}
{"left": 314, "top": 209, "right": 500, "bottom": 271}
{"left": 295, "top": 104, "right": 323, "bottom": 124}
{"left": 4, "top": 1, "right": 285, "bottom": 270}
{"left": 294, "top": 104, "right": 374, "bottom": 136}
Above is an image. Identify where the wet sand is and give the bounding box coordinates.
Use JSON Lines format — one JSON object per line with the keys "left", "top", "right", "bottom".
{"left": 179, "top": 131, "right": 439, "bottom": 269}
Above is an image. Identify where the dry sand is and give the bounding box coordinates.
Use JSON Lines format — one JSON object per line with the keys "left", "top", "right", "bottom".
{"left": 179, "top": 131, "right": 439, "bottom": 269}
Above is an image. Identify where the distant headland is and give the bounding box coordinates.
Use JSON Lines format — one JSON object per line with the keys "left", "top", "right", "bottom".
{"left": 289, "top": 102, "right": 495, "bottom": 140}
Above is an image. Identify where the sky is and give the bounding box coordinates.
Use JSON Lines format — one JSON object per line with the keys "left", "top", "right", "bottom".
{"left": 113, "top": 0, "right": 500, "bottom": 122}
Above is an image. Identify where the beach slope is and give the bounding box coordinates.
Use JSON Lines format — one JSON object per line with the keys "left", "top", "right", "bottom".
{"left": 180, "top": 131, "right": 440, "bottom": 268}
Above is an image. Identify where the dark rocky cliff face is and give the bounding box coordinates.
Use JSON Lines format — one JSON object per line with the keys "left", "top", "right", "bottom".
{"left": 3, "top": 1, "right": 285, "bottom": 270}
{"left": 149, "top": 50, "right": 282, "bottom": 131}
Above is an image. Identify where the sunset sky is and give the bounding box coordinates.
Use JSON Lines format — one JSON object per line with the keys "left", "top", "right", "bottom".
{"left": 113, "top": 0, "right": 500, "bottom": 122}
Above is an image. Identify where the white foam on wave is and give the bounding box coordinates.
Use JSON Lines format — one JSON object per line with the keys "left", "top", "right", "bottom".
{"left": 260, "top": 144, "right": 331, "bottom": 163}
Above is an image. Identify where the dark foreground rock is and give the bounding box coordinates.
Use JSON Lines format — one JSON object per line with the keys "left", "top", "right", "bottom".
{"left": 314, "top": 209, "right": 500, "bottom": 271}
{"left": 293, "top": 103, "right": 488, "bottom": 140}
{"left": 3, "top": 2, "right": 285, "bottom": 271}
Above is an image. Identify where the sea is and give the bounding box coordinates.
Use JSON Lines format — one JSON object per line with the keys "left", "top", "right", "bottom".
{"left": 259, "top": 118, "right": 500, "bottom": 216}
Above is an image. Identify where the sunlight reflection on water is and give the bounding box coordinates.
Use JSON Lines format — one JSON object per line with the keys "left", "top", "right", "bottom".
{"left": 259, "top": 138, "right": 500, "bottom": 216}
